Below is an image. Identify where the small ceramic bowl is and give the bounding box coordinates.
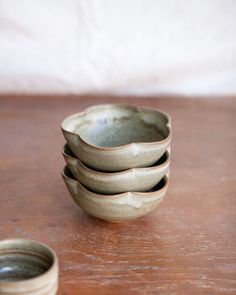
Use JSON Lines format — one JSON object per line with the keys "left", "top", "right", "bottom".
{"left": 0, "top": 239, "right": 58, "bottom": 295}
{"left": 63, "top": 144, "right": 170, "bottom": 194}
{"left": 62, "top": 166, "right": 169, "bottom": 222}
{"left": 61, "top": 104, "right": 171, "bottom": 172}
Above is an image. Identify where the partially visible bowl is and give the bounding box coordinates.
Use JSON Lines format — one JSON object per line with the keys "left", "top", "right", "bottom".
{"left": 62, "top": 166, "right": 169, "bottom": 222}
{"left": 61, "top": 104, "right": 171, "bottom": 172}
{"left": 0, "top": 239, "right": 58, "bottom": 295}
{"left": 63, "top": 144, "right": 170, "bottom": 194}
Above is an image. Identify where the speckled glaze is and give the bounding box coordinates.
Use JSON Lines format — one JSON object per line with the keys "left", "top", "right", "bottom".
{"left": 62, "top": 166, "right": 169, "bottom": 222}
{"left": 63, "top": 144, "right": 170, "bottom": 194}
{"left": 61, "top": 104, "right": 171, "bottom": 172}
{"left": 0, "top": 239, "right": 58, "bottom": 295}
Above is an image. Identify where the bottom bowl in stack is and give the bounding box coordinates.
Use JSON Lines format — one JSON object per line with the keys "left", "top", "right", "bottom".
{"left": 62, "top": 166, "right": 169, "bottom": 222}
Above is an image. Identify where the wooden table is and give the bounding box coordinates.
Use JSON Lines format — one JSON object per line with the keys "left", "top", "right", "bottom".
{"left": 1, "top": 95, "right": 236, "bottom": 294}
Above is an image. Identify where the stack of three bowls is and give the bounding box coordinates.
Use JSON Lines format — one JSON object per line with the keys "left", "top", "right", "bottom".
{"left": 61, "top": 104, "right": 171, "bottom": 222}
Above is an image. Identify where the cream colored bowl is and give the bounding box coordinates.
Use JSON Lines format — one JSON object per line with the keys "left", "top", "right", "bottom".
{"left": 63, "top": 144, "right": 170, "bottom": 194}
{"left": 62, "top": 166, "right": 169, "bottom": 222}
{"left": 61, "top": 104, "right": 171, "bottom": 172}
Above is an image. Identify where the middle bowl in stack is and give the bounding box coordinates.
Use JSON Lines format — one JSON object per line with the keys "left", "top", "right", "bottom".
{"left": 61, "top": 104, "right": 171, "bottom": 222}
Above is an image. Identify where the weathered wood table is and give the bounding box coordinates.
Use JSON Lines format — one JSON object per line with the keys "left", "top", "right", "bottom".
{"left": 1, "top": 95, "right": 236, "bottom": 294}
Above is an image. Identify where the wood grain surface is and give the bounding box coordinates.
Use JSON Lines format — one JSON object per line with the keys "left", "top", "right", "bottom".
{"left": 0, "top": 95, "right": 236, "bottom": 294}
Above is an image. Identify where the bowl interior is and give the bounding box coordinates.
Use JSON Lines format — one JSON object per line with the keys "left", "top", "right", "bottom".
{"left": 0, "top": 241, "right": 53, "bottom": 282}
{"left": 63, "top": 105, "right": 169, "bottom": 147}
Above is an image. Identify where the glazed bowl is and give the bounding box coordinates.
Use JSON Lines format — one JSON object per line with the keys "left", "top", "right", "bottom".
{"left": 61, "top": 104, "right": 171, "bottom": 172}
{"left": 62, "top": 166, "right": 169, "bottom": 222}
{"left": 0, "top": 239, "right": 58, "bottom": 295}
{"left": 63, "top": 144, "right": 170, "bottom": 194}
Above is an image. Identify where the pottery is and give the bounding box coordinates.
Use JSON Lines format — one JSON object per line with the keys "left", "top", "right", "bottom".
{"left": 62, "top": 166, "right": 169, "bottom": 222}
{"left": 61, "top": 104, "right": 171, "bottom": 172}
{"left": 63, "top": 144, "right": 170, "bottom": 194}
{"left": 0, "top": 239, "right": 58, "bottom": 295}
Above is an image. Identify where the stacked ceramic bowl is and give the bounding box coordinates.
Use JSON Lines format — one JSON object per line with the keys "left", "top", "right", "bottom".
{"left": 61, "top": 104, "right": 171, "bottom": 222}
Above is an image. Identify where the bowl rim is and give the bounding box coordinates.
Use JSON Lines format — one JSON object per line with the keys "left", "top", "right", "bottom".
{"left": 62, "top": 165, "right": 169, "bottom": 198}
{"left": 62, "top": 143, "right": 170, "bottom": 176}
{"left": 0, "top": 238, "right": 58, "bottom": 289}
{"left": 61, "top": 104, "right": 171, "bottom": 151}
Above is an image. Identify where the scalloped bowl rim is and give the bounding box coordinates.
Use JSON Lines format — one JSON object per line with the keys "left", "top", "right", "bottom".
{"left": 62, "top": 166, "right": 169, "bottom": 199}
{"left": 61, "top": 104, "right": 171, "bottom": 151}
{"left": 62, "top": 144, "right": 170, "bottom": 177}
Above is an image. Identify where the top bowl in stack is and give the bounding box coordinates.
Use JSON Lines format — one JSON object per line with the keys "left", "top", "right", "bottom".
{"left": 61, "top": 104, "right": 171, "bottom": 172}
{"left": 61, "top": 104, "right": 171, "bottom": 222}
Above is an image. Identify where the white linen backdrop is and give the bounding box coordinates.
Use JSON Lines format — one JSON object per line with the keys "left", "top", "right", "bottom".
{"left": 0, "top": 0, "right": 236, "bottom": 95}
